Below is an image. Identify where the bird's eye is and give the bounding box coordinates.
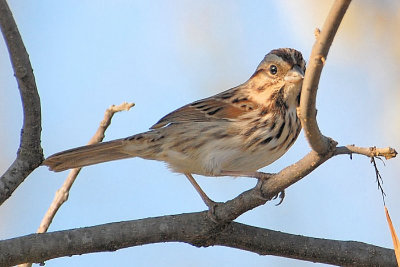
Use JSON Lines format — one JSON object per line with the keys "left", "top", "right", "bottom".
{"left": 269, "top": 65, "right": 278, "bottom": 75}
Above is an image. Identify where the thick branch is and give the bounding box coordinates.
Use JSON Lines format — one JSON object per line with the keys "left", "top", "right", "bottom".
{"left": 0, "top": 215, "right": 396, "bottom": 266}
{"left": 299, "top": 0, "right": 352, "bottom": 153}
{"left": 0, "top": 0, "right": 43, "bottom": 204}
{"left": 216, "top": 223, "right": 396, "bottom": 266}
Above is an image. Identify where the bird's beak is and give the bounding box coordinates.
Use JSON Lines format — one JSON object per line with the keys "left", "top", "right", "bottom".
{"left": 284, "top": 65, "right": 304, "bottom": 83}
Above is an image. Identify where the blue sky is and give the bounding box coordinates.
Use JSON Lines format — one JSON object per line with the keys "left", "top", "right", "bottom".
{"left": 0, "top": 1, "right": 399, "bottom": 266}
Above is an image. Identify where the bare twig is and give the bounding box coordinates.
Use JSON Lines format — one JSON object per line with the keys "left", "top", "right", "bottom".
{"left": 37, "top": 102, "right": 134, "bottom": 233}
{"left": 87, "top": 102, "right": 134, "bottom": 144}
{"left": 19, "top": 102, "right": 134, "bottom": 267}
{"left": 370, "top": 157, "right": 386, "bottom": 205}
{"left": 335, "top": 145, "right": 398, "bottom": 160}
{"left": 299, "top": 0, "right": 352, "bottom": 154}
{"left": 0, "top": 0, "right": 43, "bottom": 205}
{"left": 336, "top": 145, "right": 397, "bottom": 205}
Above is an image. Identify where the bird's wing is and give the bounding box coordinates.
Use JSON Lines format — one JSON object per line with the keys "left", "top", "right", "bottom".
{"left": 150, "top": 88, "right": 258, "bottom": 129}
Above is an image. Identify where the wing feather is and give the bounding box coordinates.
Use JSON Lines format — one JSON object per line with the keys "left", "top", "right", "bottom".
{"left": 151, "top": 88, "right": 259, "bottom": 129}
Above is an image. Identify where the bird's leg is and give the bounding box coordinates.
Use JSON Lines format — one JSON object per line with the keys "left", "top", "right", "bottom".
{"left": 219, "top": 170, "right": 272, "bottom": 180}
{"left": 184, "top": 173, "right": 216, "bottom": 209}
{"left": 222, "top": 171, "right": 285, "bottom": 204}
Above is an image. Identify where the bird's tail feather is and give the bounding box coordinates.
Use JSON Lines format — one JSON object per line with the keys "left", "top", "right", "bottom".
{"left": 43, "top": 139, "right": 134, "bottom": 172}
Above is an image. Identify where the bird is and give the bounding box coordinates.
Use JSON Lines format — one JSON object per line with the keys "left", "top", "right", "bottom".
{"left": 43, "top": 48, "right": 306, "bottom": 208}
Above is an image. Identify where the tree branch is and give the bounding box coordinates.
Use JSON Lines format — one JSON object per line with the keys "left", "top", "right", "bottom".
{"left": 335, "top": 145, "right": 398, "bottom": 160}
{"left": 18, "top": 102, "right": 135, "bottom": 267}
{"left": 0, "top": 142, "right": 395, "bottom": 266}
{"left": 299, "top": 0, "right": 352, "bottom": 154}
{"left": 1, "top": 0, "right": 397, "bottom": 266}
{"left": 36, "top": 102, "right": 134, "bottom": 234}
{"left": 0, "top": 214, "right": 396, "bottom": 266}
{"left": 215, "top": 223, "right": 396, "bottom": 266}
{"left": 18, "top": 103, "right": 134, "bottom": 267}
{"left": 212, "top": 142, "right": 397, "bottom": 224}
{"left": 0, "top": 0, "right": 43, "bottom": 205}
{"left": 211, "top": 0, "right": 358, "bottom": 224}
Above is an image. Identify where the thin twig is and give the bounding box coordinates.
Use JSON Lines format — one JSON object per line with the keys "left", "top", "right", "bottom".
{"left": 19, "top": 102, "right": 134, "bottom": 267}
{"left": 336, "top": 145, "right": 396, "bottom": 205}
{"left": 41, "top": 102, "right": 134, "bottom": 231}
{"left": 335, "top": 145, "right": 398, "bottom": 159}
{"left": 370, "top": 157, "right": 386, "bottom": 205}
{"left": 37, "top": 102, "right": 134, "bottom": 233}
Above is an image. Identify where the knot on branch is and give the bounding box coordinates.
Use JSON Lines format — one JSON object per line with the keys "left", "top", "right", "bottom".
{"left": 190, "top": 219, "right": 231, "bottom": 248}
{"left": 313, "top": 135, "right": 338, "bottom": 157}
{"left": 314, "top": 28, "right": 321, "bottom": 38}
{"left": 15, "top": 65, "right": 30, "bottom": 79}
{"left": 327, "top": 137, "right": 338, "bottom": 153}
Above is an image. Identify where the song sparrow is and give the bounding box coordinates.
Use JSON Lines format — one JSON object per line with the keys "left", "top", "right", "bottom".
{"left": 43, "top": 48, "right": 306, "bottom": 207}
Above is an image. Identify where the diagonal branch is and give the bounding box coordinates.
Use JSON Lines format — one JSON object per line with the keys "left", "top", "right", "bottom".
{"left": 0, "top": 214, "right": 396, "bottom": 266}
{"left": 0, "top": 0, "right": 43, "bottom": 205}
{"left": 36, "top": 102, "right": 134, "bottom": 234}
{"left": 299, "top": 0, "right": 352, "bottom": 154}
{"left": 18, "top": 103, "right": 134, "bottom": 267}
{"left": 210, "top": 0, "right": 358, "bottom": 223}
{"left": 212, "top": 143, "right": 397, "bottom": 224}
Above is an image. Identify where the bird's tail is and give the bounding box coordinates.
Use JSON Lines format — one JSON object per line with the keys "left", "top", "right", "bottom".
{"left": 43, "top": 138, "right": 135, "bottom": 172}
